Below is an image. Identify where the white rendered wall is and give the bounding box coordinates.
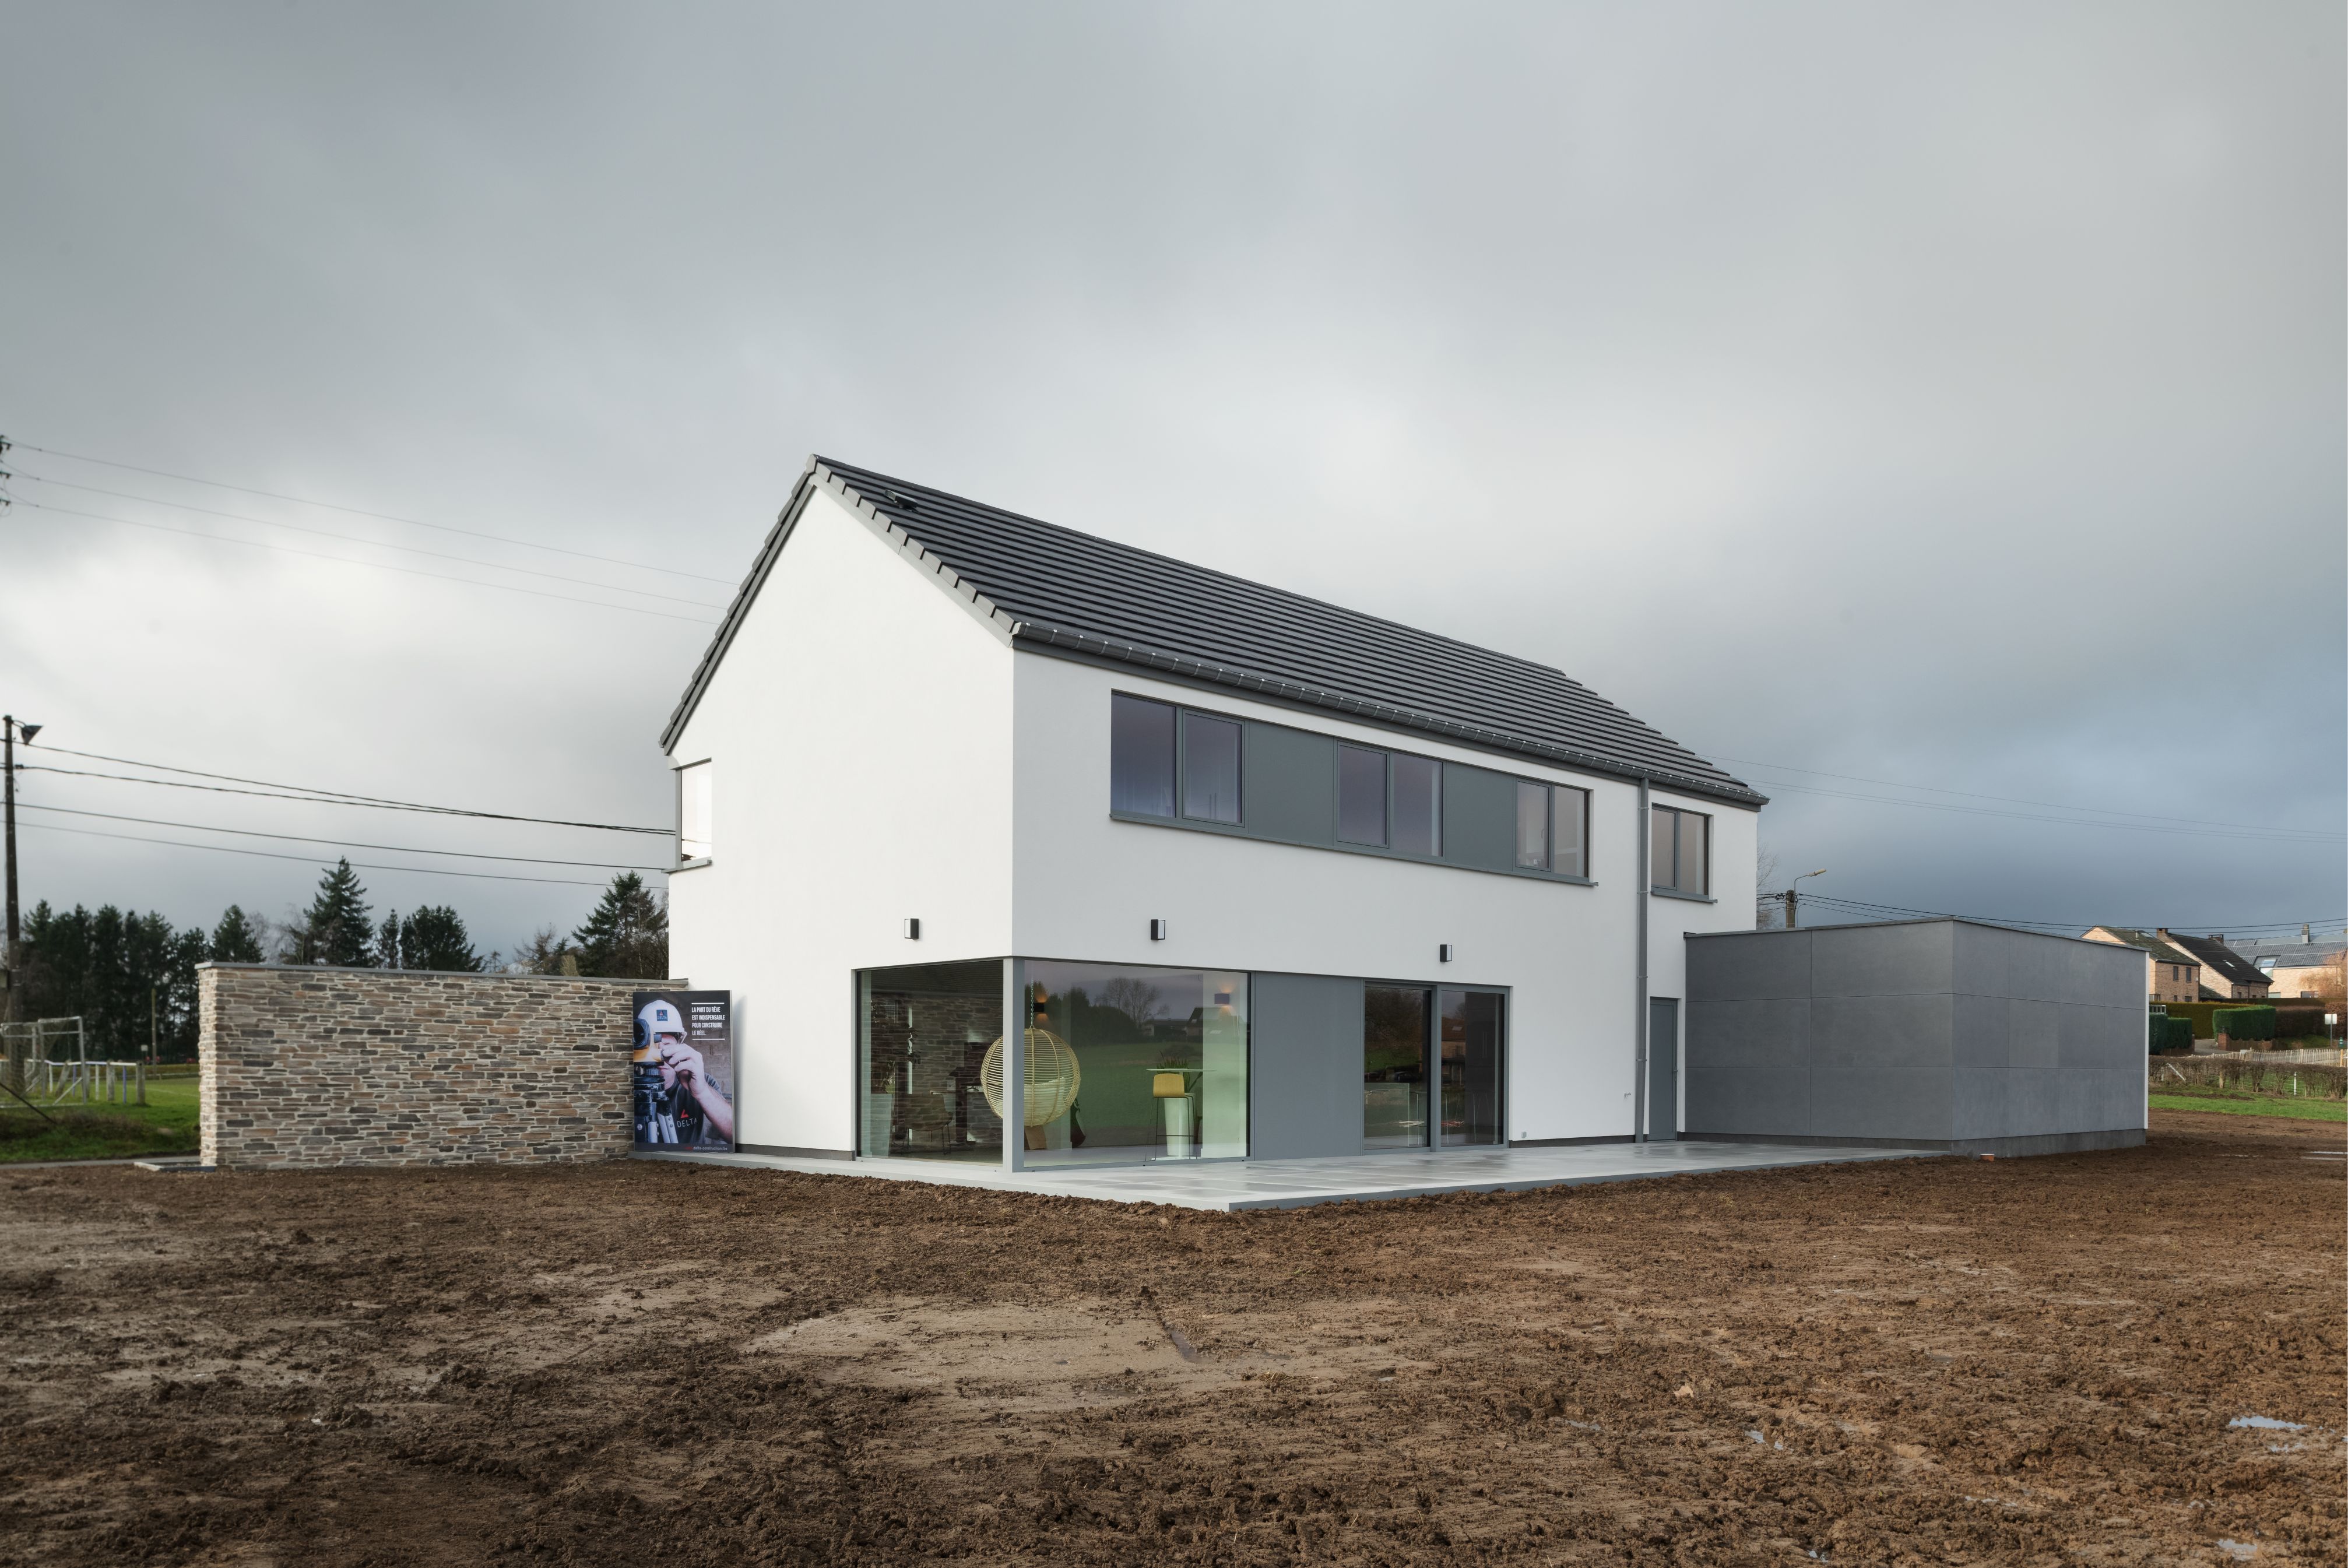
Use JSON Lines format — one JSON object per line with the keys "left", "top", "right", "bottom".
{"left": 666, "top": 488, "right": 1014, "bottom": 1154}
{"left": 1648, "top": 786, "right": 1760, "bottom": 1134}
{"left": 1008, "top": 653, "right": 1760, "bottom": 1144}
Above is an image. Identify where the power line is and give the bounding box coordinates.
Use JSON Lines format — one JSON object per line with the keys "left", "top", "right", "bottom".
{"left": 15, "top": 803, "right": 669, "bottom": 872}
{"left": 18, "top": 472, "right": 728, "bottom": 610}
{"left": 20, "top": 820, "right": 622, "bottom": 888}
{"left": 1713, "top": 752, "right": 2338, "bottom": 841}
{"left": 12, "top": 438, "right": 737, "bottom": 585}
{"left": 1740, "top": 776, "right": 2338, "bottom": 845}
{"left": 12, "top": 500, "right": 722, "bottom": 626}
{"left": 1782, "top": 890, "right": 2347, "bottom": 936}
{"left": 23, "top": 758, "right": 670, "bottom": 836}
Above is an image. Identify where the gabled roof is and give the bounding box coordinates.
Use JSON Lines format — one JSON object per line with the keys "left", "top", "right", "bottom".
{"left": 664, "top": 459, "right": 1766, "bottom": 806}
{"left": 2086, "top": 927, "right": 2202, "bottom": 968}
{"left": 2164, "top": 933, "right": 2273, "bottom": 989}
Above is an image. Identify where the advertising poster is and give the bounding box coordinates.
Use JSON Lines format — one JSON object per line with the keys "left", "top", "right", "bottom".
{"left": 631, "top": 990, "right": 735, "bottom": 1151}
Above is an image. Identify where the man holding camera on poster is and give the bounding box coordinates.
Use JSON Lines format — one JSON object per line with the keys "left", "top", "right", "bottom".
{"left": 634, "top": 999, "right": 735, "bottom": 1147}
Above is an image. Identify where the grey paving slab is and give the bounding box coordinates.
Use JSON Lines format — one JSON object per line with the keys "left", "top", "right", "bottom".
{"left": 635, "top": 1141, "right": 1943, "bottom": 1212}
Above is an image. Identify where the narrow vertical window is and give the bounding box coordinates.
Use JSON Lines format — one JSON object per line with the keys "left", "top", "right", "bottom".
{"left": 1111, "top": 695, "right": 1177, "bottom": 817}
{"left": 1514, "top": 781, "right": 1549, "bottom": 869}
{"left": 1391, "top": 754, "right": 1441, "bottom": 857}
{"left": 1650, "top": 807, "right": 1675, "bottom": 888}
{"left": 1181, "top": 712, "right": 1242, "bottom": 824}
{"left": 1337, "top": 746, "right": 1387, "bottom": 845}
{"left": 1651, "top": 806, "right": 1710, "bottom": 895}
{"left": 1552, "top": 785, "right": 1588, "bottom": 877}
{"left": 677, "top": 761, "right": 713, "bottom": 862}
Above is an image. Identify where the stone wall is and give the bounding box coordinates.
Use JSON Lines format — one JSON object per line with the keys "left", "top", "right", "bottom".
{"left": 199, "top": 964, "right": 665, "bottom": 1169}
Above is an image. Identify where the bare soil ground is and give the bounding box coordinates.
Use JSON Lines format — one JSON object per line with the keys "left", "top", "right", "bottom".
{"left": 1, "top": 1113, "right": 2340, "bottom": 1567}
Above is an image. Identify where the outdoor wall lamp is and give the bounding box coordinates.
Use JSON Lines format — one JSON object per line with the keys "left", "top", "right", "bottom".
{"left": 902, "top": 918, "right": 920, "bottom": 940}
{"left": 1149, "top": 919, "right": 1168, "bottom": 941}
{"left": 1439, "top": 944, "right": 1455, "bottom": 962}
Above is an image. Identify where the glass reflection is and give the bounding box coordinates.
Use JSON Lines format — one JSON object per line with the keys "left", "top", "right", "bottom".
{"left": 1439, "top": 989, "right": 1504, "bottom": 1146}
{"left": 1363, "top": 985, "right": 1429, "bottom": 1148}
{"left": 858, "top": 961, "right": 1004, "bottom": 1161}
{"left": 1022, "top": 961, "right": 1248, "bottom": 1163}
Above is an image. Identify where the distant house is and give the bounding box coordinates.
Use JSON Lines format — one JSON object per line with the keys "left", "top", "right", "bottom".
{"left": 2082, "top": 927, "right": 2207, "bottom": 1003}
{"left": 2159, "top": 933, "right": 2273, "bottom": 1001}
{"left": 2237, "top": 936, "right": 2347, "bottom": 1001}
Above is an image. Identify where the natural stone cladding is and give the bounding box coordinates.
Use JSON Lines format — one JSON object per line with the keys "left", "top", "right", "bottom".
{"left": 198, "top": 964, "right": 668, "bottom": 1169}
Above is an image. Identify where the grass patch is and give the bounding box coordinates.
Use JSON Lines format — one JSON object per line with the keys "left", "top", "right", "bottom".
{"left": 2149, "top": 1091, "right": 2347, "bottom": 1124}
{"left": 0, "top": 1073, "right": 198, "bottom": 1162}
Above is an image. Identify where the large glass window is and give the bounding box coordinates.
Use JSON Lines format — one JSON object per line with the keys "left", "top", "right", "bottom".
{"left": 1111, "top": 695, "right": 1177, "bottom": 817}
{"left": 1439, "top": 989, "right": 1504, "bottom": 1146}
{"left": 1552, "top": 786, "right": 1589, "bottom": 878}
{"left": 1022, "top": 962, "right": 1247, "bottom": 1162}
{"left": 1363, "top": 985, "right": 1429, "bottom": 1148}
{"left": 677, "top": 761, "right": 712, "bottom": 862}
{"left": 1514, "top": 781, "right": 1549, "bottom": 869}
{"left": 1180, "top": 712, "right": 1242, "bottom": 824}
{"left": 1338, "top": 746, "right": 1387, "bottom": 845}
{"left": 858, "top": 961, "right": 1005, "bottom": 1161}
{"left": 1651, "top": 806, "right": 1710, "bottom": 896}
{"left": 1392, "top": 754, "right": 1441, "bottom": 856}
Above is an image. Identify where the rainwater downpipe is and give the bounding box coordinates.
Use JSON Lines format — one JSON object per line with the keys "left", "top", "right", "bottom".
{"left": 1634, "top": 776, "right": 1650, "bottom": 1144}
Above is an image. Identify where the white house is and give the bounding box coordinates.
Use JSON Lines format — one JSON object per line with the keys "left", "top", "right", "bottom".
{"left": 660, "top": 458, "right": 1764, "bottom": 1171}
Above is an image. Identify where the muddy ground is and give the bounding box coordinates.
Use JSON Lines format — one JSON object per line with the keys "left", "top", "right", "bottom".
{"left": 1, "top": 1112, "right": 2340, "bottom": 1567}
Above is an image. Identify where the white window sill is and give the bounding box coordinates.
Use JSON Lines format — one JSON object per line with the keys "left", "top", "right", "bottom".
{"left": 673, "top": 856, "right": 713, "bottom": 873}
{"left": 1650, "top": 886, "right": 1716, "bottom": 904}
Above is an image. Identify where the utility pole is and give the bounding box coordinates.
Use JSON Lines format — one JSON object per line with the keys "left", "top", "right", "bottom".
{"left": 1785, "top": 867, "right": 1827, "bottom": 930}
{"left": 3, "top": 715, "right": 40, "bottom": 1024}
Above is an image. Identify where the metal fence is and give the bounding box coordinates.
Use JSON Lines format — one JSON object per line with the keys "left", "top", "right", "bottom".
{"left": 0, "top": 1017, "right": 149, "bottom": 1109}
{"left": 2149, "top": 1054, "right": 2347, "bottom": 1100}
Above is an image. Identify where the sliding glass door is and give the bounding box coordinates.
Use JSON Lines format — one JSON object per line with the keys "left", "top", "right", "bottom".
{"left": 1363, "top": 984, "right": 1504, "bottom": 1151}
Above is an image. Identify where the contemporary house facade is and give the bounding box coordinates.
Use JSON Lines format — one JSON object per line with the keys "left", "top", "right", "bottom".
{"left": 660, "top": 458, "right": 1763, "bottom": 1169}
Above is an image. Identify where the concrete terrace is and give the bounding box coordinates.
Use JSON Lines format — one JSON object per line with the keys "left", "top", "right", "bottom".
{"left": 635, "top": 1140, "right": 1943, "bottom": 1212}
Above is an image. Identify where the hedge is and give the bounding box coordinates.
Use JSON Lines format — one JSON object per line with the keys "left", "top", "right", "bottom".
{"left": 2212, "top": 1005, "right": 2276, "bottom": 1043}
{"left": 2149, "top": 1016, "right": 2195, "bottom": 1054}
{"left": 2275, "top": 1004, "right": 2329, "bottom": 1040}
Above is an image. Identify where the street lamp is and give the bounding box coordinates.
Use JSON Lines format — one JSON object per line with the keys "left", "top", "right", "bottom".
{"left": 1785, "top": 868, "right": 1827, "bottom": 930}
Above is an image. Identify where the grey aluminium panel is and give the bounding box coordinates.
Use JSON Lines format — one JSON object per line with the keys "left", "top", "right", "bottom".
{"left": 1443, "top": 763, "right": 1516, "bottom": 871}
{"left": 1687, "top": 929, "right": 1814, "bottom": 1002}
{"left": 1810, "top": 994, "right": 1954, "bottom": 1068}
{"left": 1686, "top": 998, "right": 1810, "bottom": 1069}
{"left": 1685, "top": 1067, "right": 1810, "bottom": 1137}
{"left": 1248, "top": 972, "right": 1368, "bottom": 1161}
{"left": 1811, "top": 921, "right": 1955, "bottom": 998}
{"left": 1245, "top": 722, "right": 1338, "bottom": 845}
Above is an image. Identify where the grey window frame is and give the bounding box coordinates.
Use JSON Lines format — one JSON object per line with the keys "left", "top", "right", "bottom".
{"left": 1107, "top": 692, "right": 1599, "bottom": 889}
{"left": 1337, "top": 743, "right": 1391, "bottom": 847}
{"left": 1112, "top": 694, "right": 1246, "bottom": 827}
{"left": 1651, "top": 805, "right": 1711, "bottom": 898}
{"left": 673, "top": 757, "right": 713, "bottom": 870}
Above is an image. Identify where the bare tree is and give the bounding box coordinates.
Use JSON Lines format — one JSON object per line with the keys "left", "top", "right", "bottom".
{"left": 1755, "top": 845, "right": 1783, "bottom": 930}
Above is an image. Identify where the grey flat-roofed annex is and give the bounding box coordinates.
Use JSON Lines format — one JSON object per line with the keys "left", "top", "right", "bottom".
{"left": 662, "top": 458, "right": 1764, "bottom": 808}
{"left": 1683, "top": 919, "right": 2146, "bottom": 1158}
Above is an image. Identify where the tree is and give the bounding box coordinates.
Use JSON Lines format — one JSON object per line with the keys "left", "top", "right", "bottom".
{"left": 17, "top": 901, "right": 207, "bottom": 1060}
{"left": 570, "top": 873, "right": 668, "bottom": 979}
{"left": 1754, "top": 845, "right": 1783, "bottom": 930}
{"left": 209, "top": 905, "right": 265, "bottom": 963}
{"left": 293, "top": 859, "right": 375, "bottom": 967}
{"left": 510, "top": 926, "right": 582, "bottom": 976}
{"left": 400, "top": 906, "right": 483, "bottom": 972}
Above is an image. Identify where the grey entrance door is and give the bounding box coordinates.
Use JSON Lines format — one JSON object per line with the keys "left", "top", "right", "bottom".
{"left": 1647, "top": 998, "right": 1679, "bottom": 1141}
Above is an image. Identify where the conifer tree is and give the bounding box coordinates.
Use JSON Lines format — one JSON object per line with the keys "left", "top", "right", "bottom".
{"left": 208, "top": 905, "right": 265, "bottom": 963}
{"left": 297, "top": 859, "right": 375, "bottom": 967}
{"left": 570, "top": 873, "right": 668, "bottom": 979}
{"left": 400, "top": 906, "right": 483, "bottom": 972}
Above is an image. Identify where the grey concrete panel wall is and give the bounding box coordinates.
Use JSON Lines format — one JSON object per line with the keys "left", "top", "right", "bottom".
{"left": 1952, "top": 992, "right": 2012, "bottom": 1069}
{"left": 1248, "top": 972, "right": 1366, "bottom": 1160}
{"left": 1685, "top": 919, "right": 2145, "bottom": 1156}
{"left": 1687, "top": 999, "right": 1810, "bottom": 1068}
{"left": 199, "top": 964, "right": 645, "bottom": 1169}
{"left": 1811, "top": 994, "right": 1953, "bottom": 1068}
{"left": 1246, "top": 723, "right": 1337, "bottom": 846}
{"left": 1812, "top": 921, "right": 1954, "bottom": 998}
{"left": 1686, "top": 929, "right": 1813, "bottom": 1001}
{"left": 1683, "top": 1066, "right": 1809, "bottom": 1137}
{"left": 1810, "top": 1067, "right": 1953, "bottom": 1142}
{"left": 1442, "top": 764, "right": 1516, "bottom": 871}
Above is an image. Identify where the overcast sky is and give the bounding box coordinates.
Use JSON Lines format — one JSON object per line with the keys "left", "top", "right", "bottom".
{"left": 2, "top": 1, "right": 2340, "bottom": 959}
